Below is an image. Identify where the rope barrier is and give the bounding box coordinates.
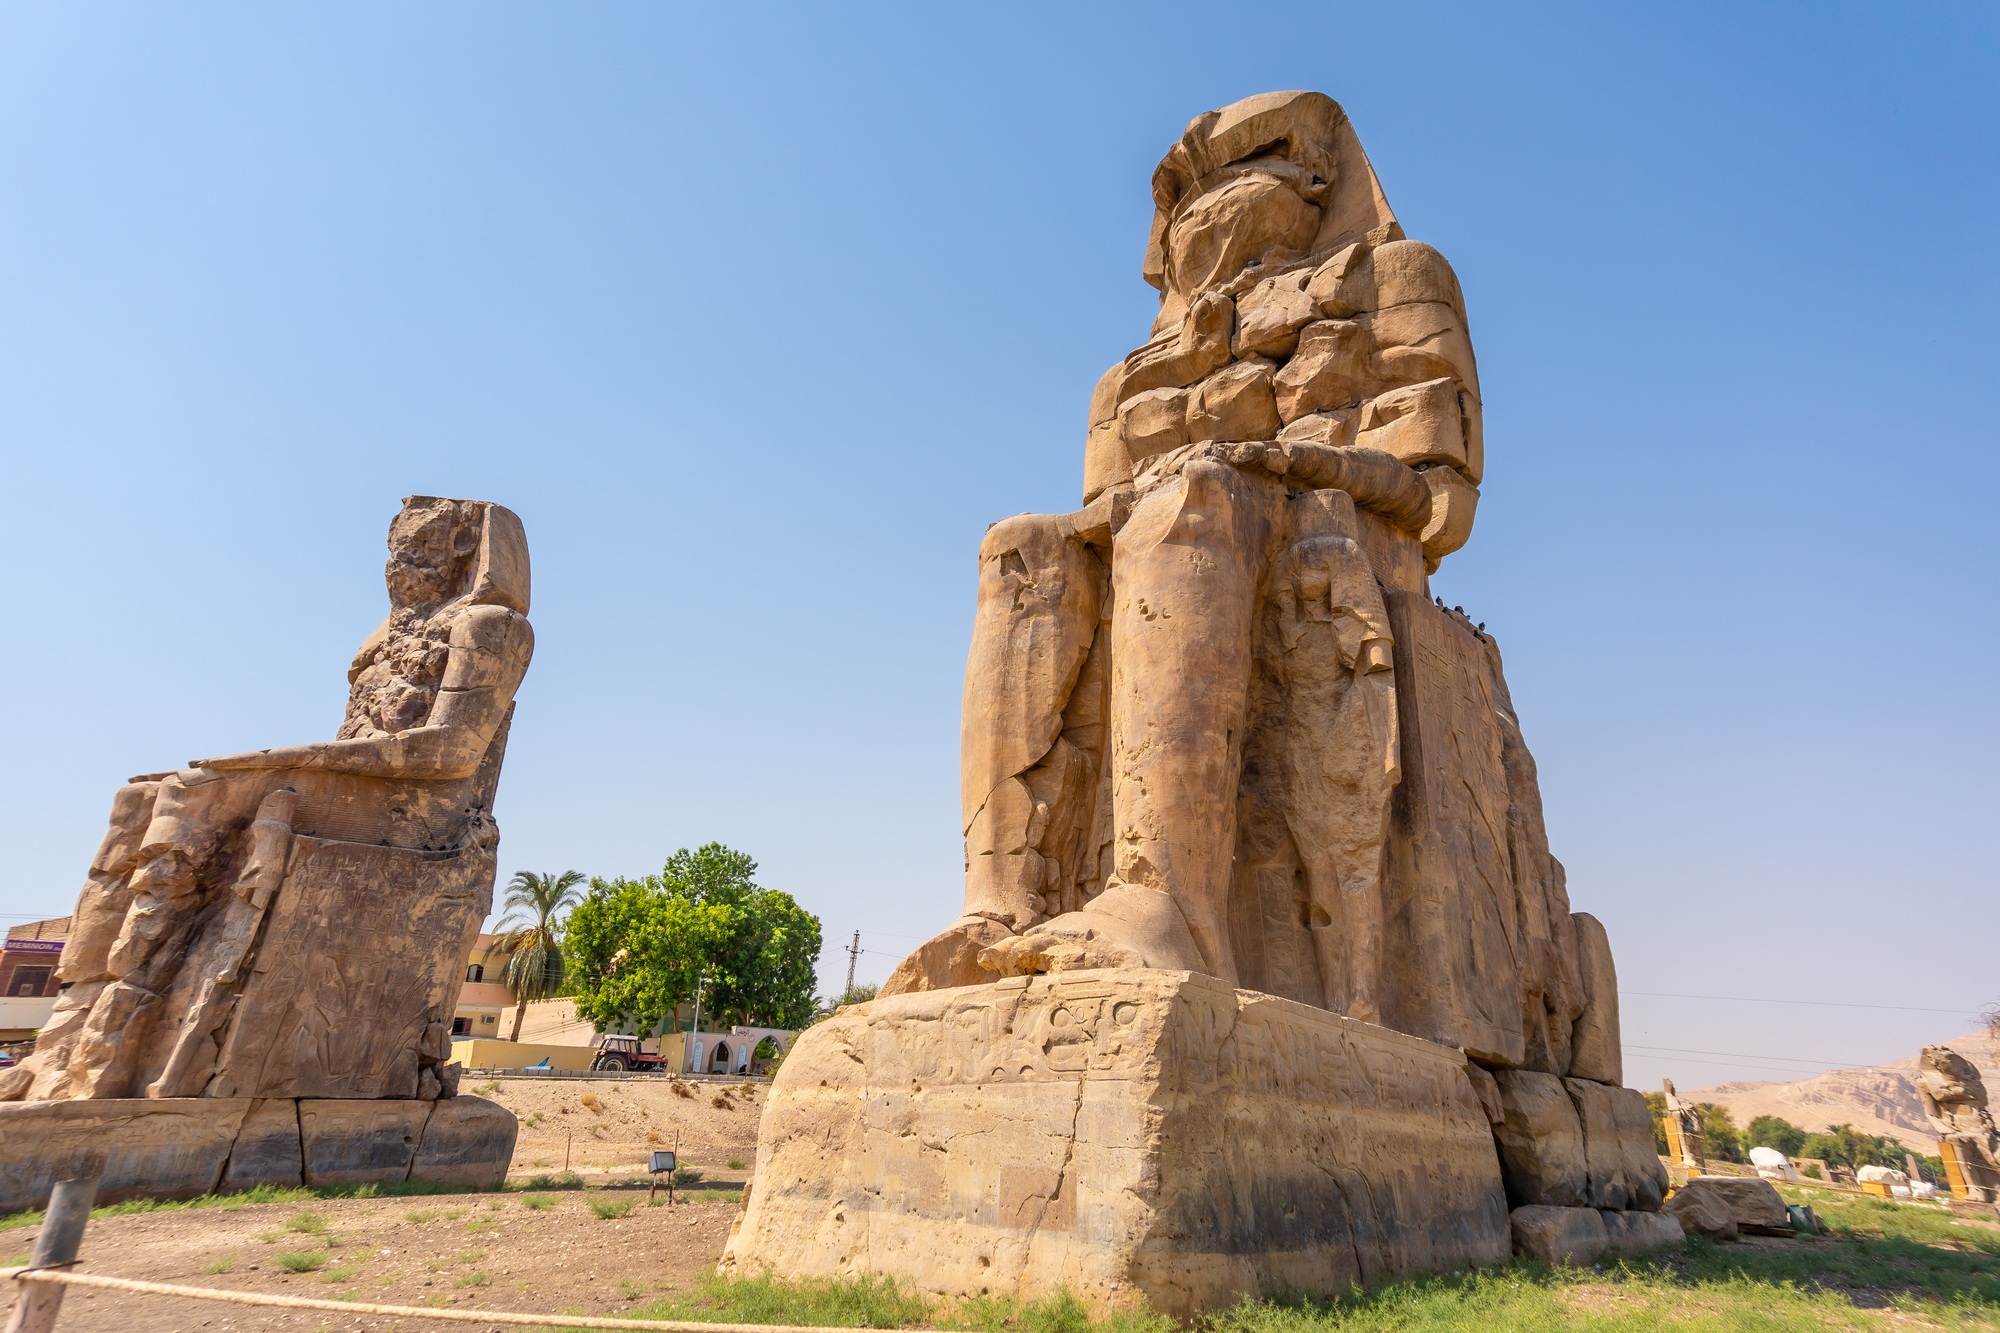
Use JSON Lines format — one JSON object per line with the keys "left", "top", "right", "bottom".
{"left": 6, "top": 1267, "right": 927, "bottom": 1331}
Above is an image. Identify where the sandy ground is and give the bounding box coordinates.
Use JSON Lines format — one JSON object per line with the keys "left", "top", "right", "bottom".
{"left": 1, "top": 1075, "right": 768, "bottom": 1332}
{"left": 475, "top": 1074, "right": 766, "bottom": 1178}
{"left": 2, "top": 1179, "right": 748, "bottom": 1332}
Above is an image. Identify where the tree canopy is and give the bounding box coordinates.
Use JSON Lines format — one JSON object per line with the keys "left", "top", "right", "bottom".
{"left": 1745, "top": 1114, "right": 1808, "bottom": 1157}
{"left": 493, "top": 869, "right": 587, "bottom": 1042}
{"left": 564, "top": 843, "right": 822, "bottom": 1033}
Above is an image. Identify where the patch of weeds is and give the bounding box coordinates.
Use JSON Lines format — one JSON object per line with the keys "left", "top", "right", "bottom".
{"left": 201, "top": 1258, "right": 236, "bottom": 1274}
{"left": 672, "top": 1081, "right": 694, "bottom": 1099}
{"left": 457, "top": 1248, "right": 486, "bottom": 1264}
{"left": 485, "top": 1198, "right": 506, "bottom": 1210}
{"left": 442, "top": 1207, "right": 466, "bottom": 1220}
{"left": 474, "top": 1081, "right": 501, "bottom": 1095}
{"left": 711, "top": 1094, "right": 733, "bottom": 1109}
{"left": 621, "top": 1278, "right": 651, "bottom": 1300}
{"left": 321, "top": 1265, "right": 360, "bottom": 1283}
{"left": 277, "top": 1251, "right": 329, "bottom": 1274}
{"left": 727, "top": 1159, "right": 747, "bottom": 1171}
{"left": 455, "top": 1270, "right": 493, "bottom": 1288}
{"left": 579, "top": 1092, "right": 603, "bottom": 1112}
{"left": 590, "top": 1197, "right": 636, "bottom": 1219}
{"left": 254, "top": 1229, "right": 284, "bottom": 1244}
{"left": 286, "top": 1210, "right": 328, "bottom": 1235}
{"left": 512, "top": 1172, "right": 585, "bottom": 1192}
{"left": 674, "top": 1167, "right": 705, "bottom": 1187}
{"left": 643, "top": 1271, "right": 934, "bottom": 1328}
{"left": 403, "top": 1208, "right": 439, "bottom": 1223}
{"left": 426, "top": 1258, "right": 454, "bottom": 1273}
{"left": 423, "top": 1292, "right": 451, "bottom": 1307}
{"left": 524, "top": 1112, "right": 546, "bottom": 1128}
{"left": 521, "top": 1194, "right": 558, "bottom": 1211}
{"left": 463, "top": 1218, "right": 494, "bottom": 1235}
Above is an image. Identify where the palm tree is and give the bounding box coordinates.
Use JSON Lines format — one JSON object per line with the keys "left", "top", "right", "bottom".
{"left": 493, "top": 870, "right": 585, "bottom": 1043}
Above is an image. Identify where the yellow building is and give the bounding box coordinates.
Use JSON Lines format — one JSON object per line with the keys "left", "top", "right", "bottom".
{"left": 451, "top": 933, "right": 515, "bottom": 1039}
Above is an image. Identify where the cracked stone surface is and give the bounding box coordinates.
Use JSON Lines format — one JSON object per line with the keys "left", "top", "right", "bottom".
{"left": 721, "top": 969, "right": 1511, "bottom": 1315}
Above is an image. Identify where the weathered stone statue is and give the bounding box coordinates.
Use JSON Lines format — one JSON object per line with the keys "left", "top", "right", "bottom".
{"left": 1661, "top": 1078, "right": 1707, "bottom": 1175}
{"left": 725, "top": 93, "right": 1674, "bottom": 1311}
{"left": 0, "top": 497, "right": 528, "bottom": 1210}
{"left": 1918, "top": 1045, "right": 2000, "bottom": 1202}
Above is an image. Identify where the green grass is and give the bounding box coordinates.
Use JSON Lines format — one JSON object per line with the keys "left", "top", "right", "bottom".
{"left": 321, "top": 1264, "right": 360, "bottom": 1283}
{"left": 456, "top": 1270, "right": 493, "bottom": 1287}
{"left": 521, "top": 1193, "right": 558, "bottom": 1211}
{"left": 589, "top": 1197, "right": 635, "bottom": 1219}
{"left": 0, "top": 1177, "right": 481, "bottom": 1233}
{"left": 285, "top": 1209, "right": 327, "bottom": 1234}
{"left": 506, "top": 1171, "right": 585, "bottom": 1192}
{"left": 640, "top": 1272, "right": 936, "bottom": 1328}
{"left": 728, "top": 1159, "right": 748, "bottom": 1171}
{"left": 276, "top": 1250, "right": 328, "bottom": 1274}
{"left": 200, "top": 1258, "right": 235, "bottom": 1274}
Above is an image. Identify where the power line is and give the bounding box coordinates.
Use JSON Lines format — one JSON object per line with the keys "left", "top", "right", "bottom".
{"left": 1624, "top": 1043, "right": 1882, "bottom": 1069}
{"left": 1621, "top": 990, "right": 1975, "bottom": 1016}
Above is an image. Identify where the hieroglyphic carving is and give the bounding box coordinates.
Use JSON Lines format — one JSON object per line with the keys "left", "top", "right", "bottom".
{"left": 724, "top": 969, "right": 1509, "bottom": 1315}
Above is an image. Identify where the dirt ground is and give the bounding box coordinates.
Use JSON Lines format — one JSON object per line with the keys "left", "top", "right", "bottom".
{"left": 1, "top": 1075, "right": 769, "bottom": 1333}
{"left": 474, "top": 1074, "right": 766, "bottom": 1177}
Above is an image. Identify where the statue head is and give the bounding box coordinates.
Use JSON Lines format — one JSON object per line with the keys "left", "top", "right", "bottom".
{"left": 1144, "top": 91, "right": 1401, "bottom": 327}
{"left": 384, "top": 497, "right": 532, "bottom": 615}
{"left": 1922, "top": 1045, "right": 1987, "bottom": 1103}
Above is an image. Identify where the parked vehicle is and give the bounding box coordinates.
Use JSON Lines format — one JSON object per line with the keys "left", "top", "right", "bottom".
{"left": 589, "top": 1035, "right": 670, "bottom": 1073}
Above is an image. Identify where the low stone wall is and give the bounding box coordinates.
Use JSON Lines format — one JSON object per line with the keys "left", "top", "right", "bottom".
{"left": 0, "top": 1095, "right": 515, "bottom": 1215}
{"left": 722, "top": 969, "right": 1511, "bottom": 1315}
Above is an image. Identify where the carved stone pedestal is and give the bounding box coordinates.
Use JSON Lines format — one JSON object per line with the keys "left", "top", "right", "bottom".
{"left": 721, "top": 969, "right": 1510, "bottom": 1315}
{"left": 0, "top": 1095, "right": 516, "bottom": 1214}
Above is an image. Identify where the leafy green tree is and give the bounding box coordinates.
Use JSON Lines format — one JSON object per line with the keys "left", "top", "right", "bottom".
{"left": 1797, "top": 1123, "right": 1909, "bottom": 1171}
{"left": 492, "top": 869, "right": 585, "bottom": 1042}
{"left": 1641, "top": 1091, "right": 1670, "bottom": 1154}
{"left": 1744, "top": 1115, "right": 1807, "bottom": 1157}
{"left": 565, "top": 843, "right": 823, "bottom": 1036}
{"left": 1697, "top": 1103, "right": 1745, "bottom": 1163}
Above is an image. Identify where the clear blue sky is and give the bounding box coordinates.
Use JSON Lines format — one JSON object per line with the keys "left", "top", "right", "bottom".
{"left": 3, "top": 4, "right": 1994, "bottom": 1094}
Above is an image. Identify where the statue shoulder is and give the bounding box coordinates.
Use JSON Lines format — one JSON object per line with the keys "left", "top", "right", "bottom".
{"left": 441, "top": 603, "right": 533, "bottom": 691}
{"left": 1364, "top": 239, "right": 1465, "bottom": 313}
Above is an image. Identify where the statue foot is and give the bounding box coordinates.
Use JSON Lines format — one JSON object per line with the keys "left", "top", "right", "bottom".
{"left": 978, "top": 882, "right": 1207, "bottom": 977}
{"left": 878, "top": 916, "right": 1017, "bottom": 997}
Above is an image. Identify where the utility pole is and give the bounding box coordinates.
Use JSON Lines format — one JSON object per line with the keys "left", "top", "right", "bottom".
{"left": 844, "top": 930, "right": 861, "bottom": 996}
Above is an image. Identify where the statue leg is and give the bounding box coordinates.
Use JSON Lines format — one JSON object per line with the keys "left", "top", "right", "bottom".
{"left": 976, "top": 459, "right": 1287, "bottom": 981}
{"left": 883, "top": 513, "right": 1107, "bottom": 996}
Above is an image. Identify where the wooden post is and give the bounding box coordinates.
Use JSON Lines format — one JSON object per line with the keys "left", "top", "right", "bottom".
{"left": 5, "top": 1176, "right": 99, "bottom": 1333}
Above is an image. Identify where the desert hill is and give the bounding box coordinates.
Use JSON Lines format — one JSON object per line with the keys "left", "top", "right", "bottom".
{"left": 1688, "top": 1029, "right": 1997, "bottom": 1153}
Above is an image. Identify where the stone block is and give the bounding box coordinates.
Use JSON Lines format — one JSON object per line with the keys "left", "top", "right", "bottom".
{"left": 299, "top": 1099, "right": 434, "bottom": 1188}
{"left": 1565, "top": 1078, "right": 1634, "bottom": 1210}
{"left": 1610, "top": 1086, "right": 1669, "bottom": 1210}
{"left": 722, "top": 969, "right": 1509, "bottom": 1316}
{"left": 1668, "top": 1176, "right": 1788, "bottom": 1230}
{"left": 1663, "top": 1183, "right": 1737, "bottom": 1241}
{"left": 1567, "top": 913, "right": 1621, "bottom": 1083}
{"left": 1491, "top": 1070, "right": 1587, "bottom": 1207}
{"left": 1509, "top": 1205, "right": 1607, "bottom": 1266}
{"left": 0, "top": 1098, "right": 250, "bottom": 1214}
{"left": 1600, "top": 1208, "right": 1684, "bottom": 1255}
{"left": 220, "top": 1098, "right": 303, "bottom": 1191}
{"left": 1354, "top": 379, "right": 1467, "bottom": 471}
{"left": 411, "top": 1095, "right": 517, "bottom": 1189}
{"left": 1187, "top": 359, "right": 1281, "bottom": 444}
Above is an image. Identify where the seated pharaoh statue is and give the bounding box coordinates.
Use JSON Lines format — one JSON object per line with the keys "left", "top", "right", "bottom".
{"left": 1919, "top": 1045, "right": 2000, "bottom": 1201}
{"left": 881, "top": 90, "right": 1609, "bottom": 1080}
{"left": 0, "top": 496, "right": 533, "bottom": 1106}
{"left": 723, "top": 93, "right": 1669, "bottom": 1308}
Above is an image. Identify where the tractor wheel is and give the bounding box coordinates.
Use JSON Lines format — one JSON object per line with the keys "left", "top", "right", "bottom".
{"left": 600, "top": 1057, "right": 628, "bottom": 1072}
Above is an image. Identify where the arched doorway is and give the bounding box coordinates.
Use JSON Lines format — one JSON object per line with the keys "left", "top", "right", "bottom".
{"left": 709, "top": 1041, "right": 731, "bottom": 1073}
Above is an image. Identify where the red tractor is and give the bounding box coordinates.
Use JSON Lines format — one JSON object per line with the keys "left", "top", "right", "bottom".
{"left": 589, "top": 1035, "right": 671, "bottom": 1073}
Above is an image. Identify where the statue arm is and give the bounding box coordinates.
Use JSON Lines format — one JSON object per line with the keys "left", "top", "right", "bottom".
{"left": 1217, "top": 441, "right": 1433, "bottom": 532}
{"left": 193, "top": 608, "right": 533, "bottom": 781}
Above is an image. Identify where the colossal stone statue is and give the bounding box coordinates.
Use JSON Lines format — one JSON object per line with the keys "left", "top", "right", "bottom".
{"left": 725, "top": 93, "right": 1673, "bottom": 1310}
{"left": 0, "top": 497, "right": 528, "bottom": 1210}
{"left": 1918, "top": 1045, "right": 2000, "bottom": 1202}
